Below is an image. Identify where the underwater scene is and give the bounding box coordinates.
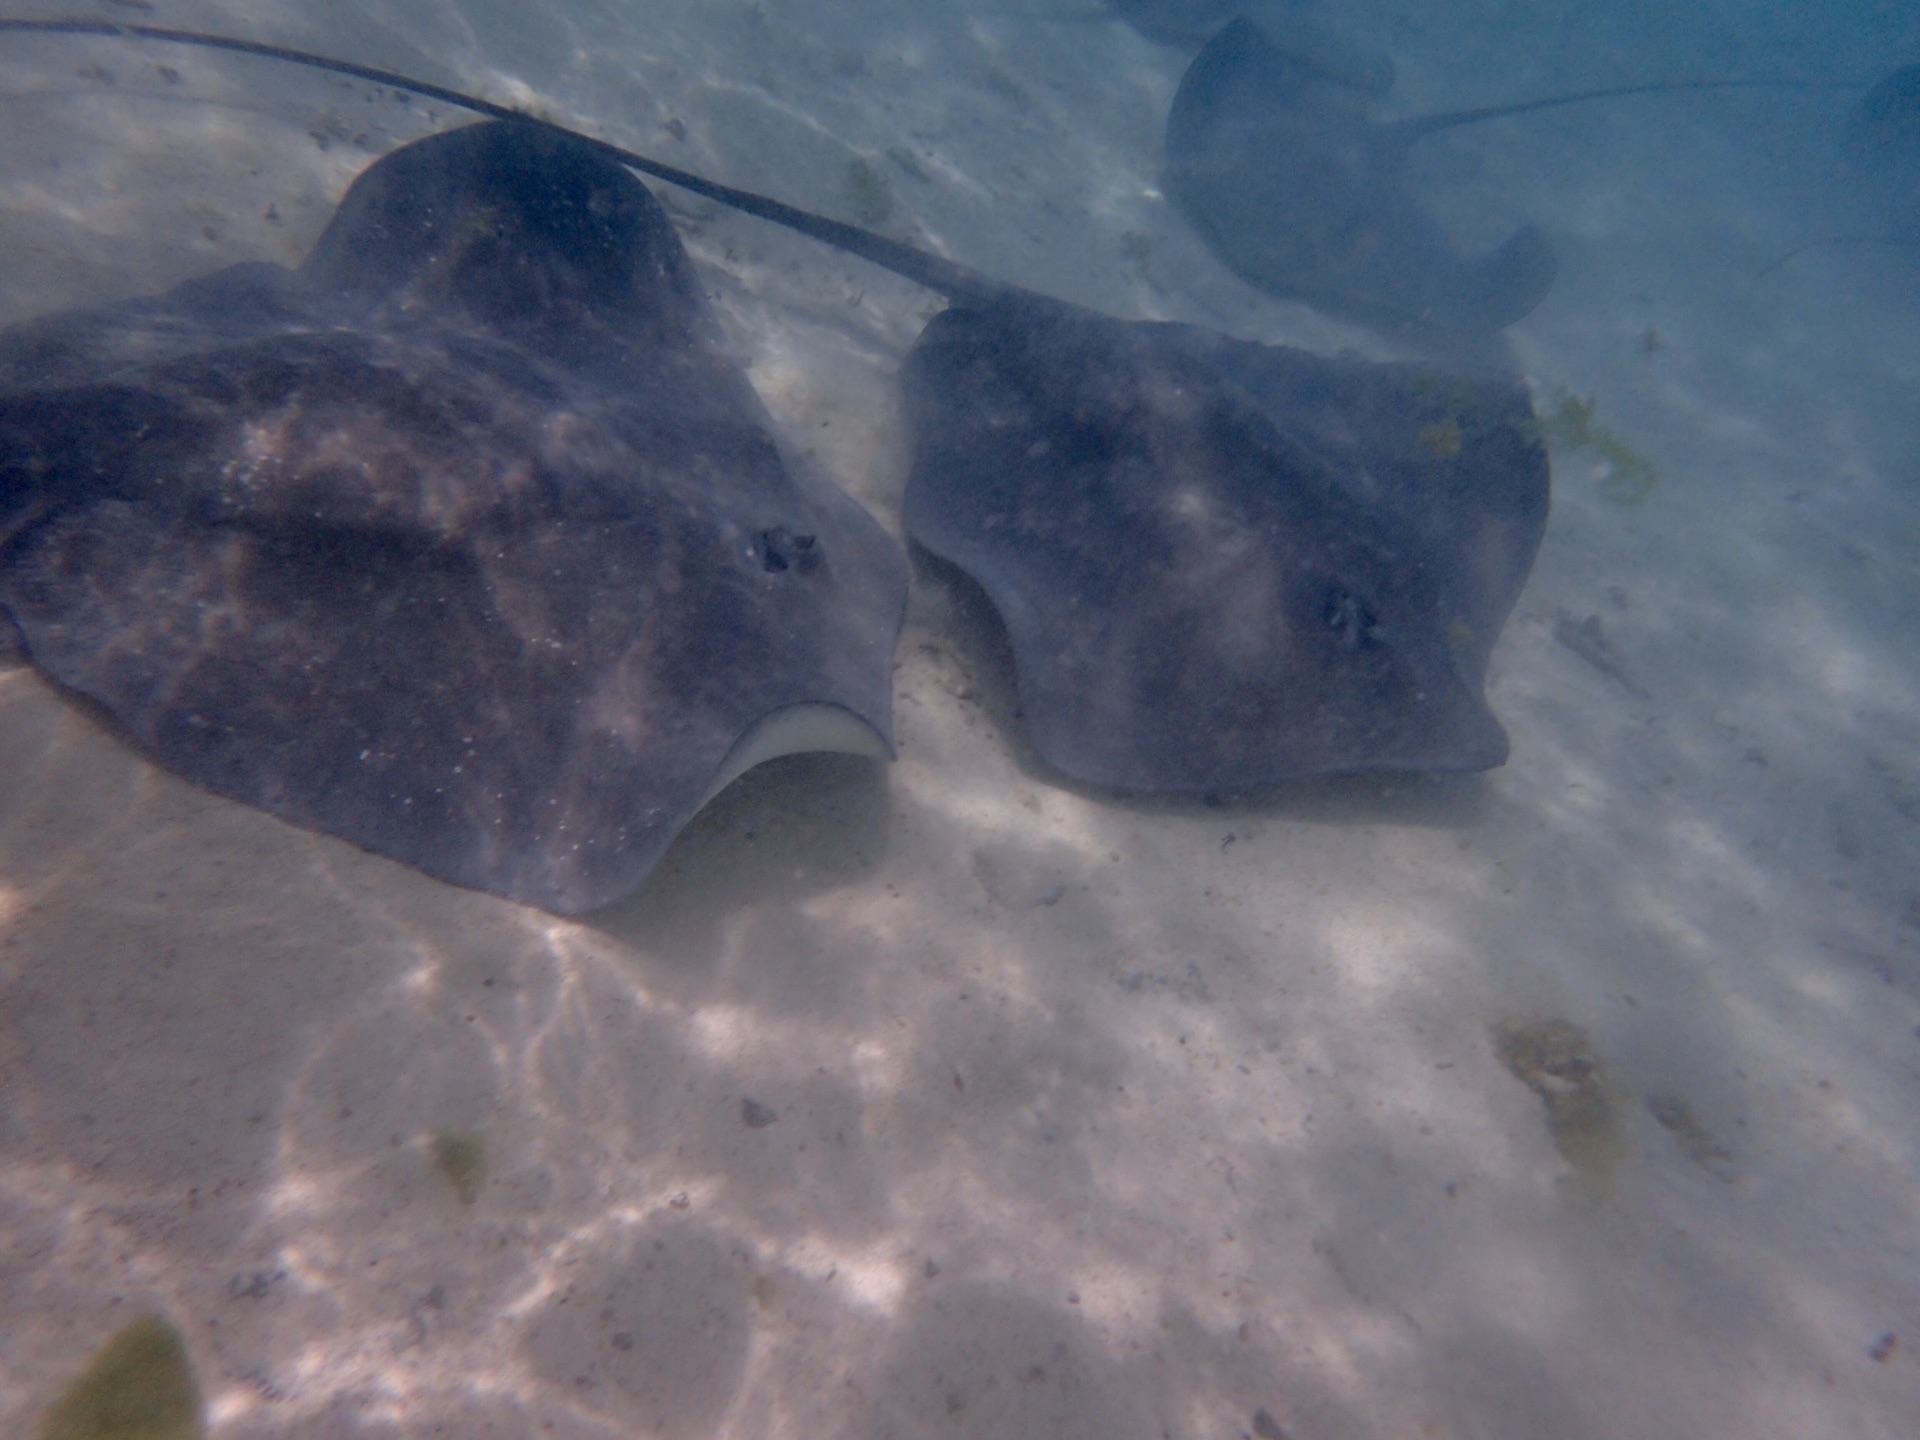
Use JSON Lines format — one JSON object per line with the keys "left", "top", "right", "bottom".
{"left": 0, "top": 1, "right": 1916, "bottom": 1436}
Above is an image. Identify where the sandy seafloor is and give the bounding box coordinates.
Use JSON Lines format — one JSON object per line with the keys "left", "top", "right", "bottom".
{"left": 2, "top": 1, "right": 1919, "bottom": 1436}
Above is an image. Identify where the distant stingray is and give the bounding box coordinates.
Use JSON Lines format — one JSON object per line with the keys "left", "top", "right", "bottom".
{"left": 0, "top": 119, "right": 907, "bottom": 913}
{"left": 1166, "top": 17, "right": 1792, "bottom": 337}
{"left": 1165, "top": 18, "right": 1558, "bottom": 336}
{"left": 1846, "top": 63, "right": 1920, "bottom": 175}
{"left": 1756, "top": 61, "right": 1920, "bottom": 275}
{"left": 1110, "top": 1, "right": 1395, "bottom": 93}
{"left": 1107, "top": 0, "right": 1256, "bottom": 46}
{"left": 1843, "top": 61, "right": 1920, "bottom": 236}
{"left": 0, "top": 19, "right": 1552, "bottom": 865}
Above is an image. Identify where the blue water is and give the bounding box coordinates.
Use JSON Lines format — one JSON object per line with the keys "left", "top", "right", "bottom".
{"left": 2, "top": 3, "right": 1918, "bottom": 1438}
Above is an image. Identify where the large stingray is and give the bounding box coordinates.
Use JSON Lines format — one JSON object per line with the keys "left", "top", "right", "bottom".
{"left": 1165, "top": 17, "right": 1783, "bottom": 338}
{"left": 0, "top": 117, "right": 906, "bottom": 913}
{"left": 1, "top": 20, "right": 1550, "bottom": 834}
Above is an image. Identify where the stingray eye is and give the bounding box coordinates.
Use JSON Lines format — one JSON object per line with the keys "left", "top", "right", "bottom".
{"left": 759, "top": 527, "right": 822, "bottom": 575}
{"left": 1322, "top": 587, "right": 1379, "bottom": 649}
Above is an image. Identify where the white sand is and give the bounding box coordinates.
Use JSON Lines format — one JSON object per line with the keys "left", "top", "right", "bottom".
{"left": 2, "top": 2, "right": 1918, "bottom": 1437}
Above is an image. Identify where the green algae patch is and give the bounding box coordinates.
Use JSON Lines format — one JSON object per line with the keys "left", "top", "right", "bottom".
{"left": 1408, "top": 370, "right": 1534, "bottom": 456}
{"left": 35, "top": 1315, "right": 202, "bottom": 1440}
{"left": 1493, "top": 1016, "right": 1628, "bottom": 1203}
{"left": 431, "top": 1128, "right": 487, "bottom": 1205}
{"left": 1418, "top": 416, "right": 1463, "bottom": 458}
{"left": 1538, "top": 391, "right": 1659, "bottom": 506}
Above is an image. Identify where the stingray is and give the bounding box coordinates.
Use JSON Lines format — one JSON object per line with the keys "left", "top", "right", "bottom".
{"left": 1109, "top": 0, "right": 1262, "bottom": 47}
{"left": 1166, "top": 18, "right": 1561, "bottom": 336}
{"left": 1846, "top": 64, "right": 1920, "bottom": 177}
{"left": 1842, "top": 62, "right": 1920, "bottom": 238}
{"left": 1165, "top": 17, "right": 1789, "bottom": 338}
{"left": 0, "top": 115, "right": 907, "bottom": 914}
{"left": 1756, "top": 62, "right": 1920, "bottom": 275}
{"left": 0, "top": 23, "right": 1549, "bottom": 837}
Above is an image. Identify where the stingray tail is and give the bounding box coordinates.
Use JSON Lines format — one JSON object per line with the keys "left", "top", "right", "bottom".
{"left": 1391, "top": 77, "right": 1848, "bottom": 147}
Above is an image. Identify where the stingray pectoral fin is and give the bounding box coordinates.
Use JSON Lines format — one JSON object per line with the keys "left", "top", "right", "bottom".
{"left": 693, "top": 702, "right": 890, "bottom": 811}
{"left": 1469, "top": 223, "right": 1558, "bottom": 330}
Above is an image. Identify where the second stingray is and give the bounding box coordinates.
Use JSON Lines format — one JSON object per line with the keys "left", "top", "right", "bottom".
{"left": 901, "top": 296, "right": 1546, "bottom": 791}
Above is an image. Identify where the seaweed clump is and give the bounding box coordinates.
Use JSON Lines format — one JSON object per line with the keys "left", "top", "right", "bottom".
{"left": 1538, "top": 390, "right": 1659, "bottom": 506}
{"left": 430, "top": 1128, "right": 487, "bottom": 1205}
{"left": 1493, "top": 1015, "right": 1627, "bottom": 1202}
{"left": 35, "top": 1315, "right": 201, "bottom": 1440}
{"left": 1418, "top": 416, "right": 1463, "bottom": 458}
